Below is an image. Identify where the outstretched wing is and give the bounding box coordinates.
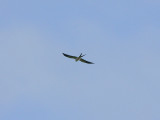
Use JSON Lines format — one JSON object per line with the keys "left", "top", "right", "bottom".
{"left": 80, "top": 58, "right": 94, "bottom": 64}
{"left": 62, "top": 53, "right": 77, "bottom": 59}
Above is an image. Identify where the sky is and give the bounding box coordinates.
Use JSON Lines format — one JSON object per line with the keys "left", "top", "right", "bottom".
{"left": 0, "top": 0, "right": 160, "bottom": 120}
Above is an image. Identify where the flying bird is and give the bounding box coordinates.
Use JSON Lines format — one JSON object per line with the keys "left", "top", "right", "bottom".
{"left": 63, "top": 53, "right": 94, "bottom": 64}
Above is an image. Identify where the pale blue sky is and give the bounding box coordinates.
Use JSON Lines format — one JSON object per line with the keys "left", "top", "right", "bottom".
{"left": 0, "top": 0, "right": 160, "bottom": 120}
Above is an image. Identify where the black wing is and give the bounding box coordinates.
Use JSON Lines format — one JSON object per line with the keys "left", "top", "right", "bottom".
{"left": 80, "top": 58, "right": 94, "bottom": 64}
{"left": 62, "top": 53, "right": 77, "bottom": 59}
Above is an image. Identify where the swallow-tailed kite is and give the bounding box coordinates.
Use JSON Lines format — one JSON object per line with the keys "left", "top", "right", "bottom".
{"left": 63, "top": 53, "right": 94, "bottom": 64}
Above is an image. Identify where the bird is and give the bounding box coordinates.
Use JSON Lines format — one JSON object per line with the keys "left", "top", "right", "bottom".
{"left": 62, "top": 53, "right": 94, "bottom": 64}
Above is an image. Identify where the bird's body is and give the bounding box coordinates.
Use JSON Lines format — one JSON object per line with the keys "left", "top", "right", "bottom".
{"left": 63, "top": 53, "right": 94, "bottom": 64}
{"left": 75, "top": 57, "right": 81, "bottom": 61}
{"left": 75, "top": 53, "right": 84, "bottom": 62}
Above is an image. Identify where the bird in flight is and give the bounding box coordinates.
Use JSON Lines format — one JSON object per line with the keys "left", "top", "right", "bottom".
{"left": 62, "top": 53, "right": 94, "bottom": 64}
